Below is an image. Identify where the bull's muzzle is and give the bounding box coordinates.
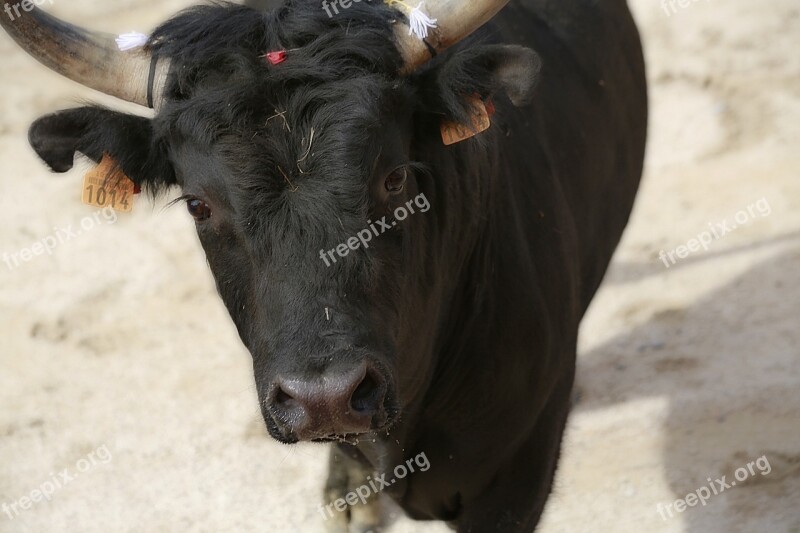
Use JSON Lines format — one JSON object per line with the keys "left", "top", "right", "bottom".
{"left": 265, "top": 360, "right": 391, "bottom": 442}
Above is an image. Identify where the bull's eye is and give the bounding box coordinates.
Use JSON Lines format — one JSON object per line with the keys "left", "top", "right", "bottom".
{"left": 187, "top": 198, "right": 212, "bottom": 221}
{"left": 385, "top": 168, "right": 407, "bottom": 194}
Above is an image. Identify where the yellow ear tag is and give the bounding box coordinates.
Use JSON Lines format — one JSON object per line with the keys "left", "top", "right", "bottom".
{"left": 81, "top": 154, "right": 137, "bottom": 212}
{"left": 440, "top": 95, "right": 493, "bottom": 146}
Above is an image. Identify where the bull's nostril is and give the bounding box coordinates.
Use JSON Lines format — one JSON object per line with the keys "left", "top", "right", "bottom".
{"left": 270, "top": 363, "right": 390, "bottom": 440}
{"left": 275, "top": 387, "right": 295, "bottom": 407}
{"left": 350, "top": 372, "right": 384, "bottom": 413}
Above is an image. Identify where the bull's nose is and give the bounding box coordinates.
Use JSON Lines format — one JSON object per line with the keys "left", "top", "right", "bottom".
{"left": 269, "top": 361, "right": 388, "bottom": 440}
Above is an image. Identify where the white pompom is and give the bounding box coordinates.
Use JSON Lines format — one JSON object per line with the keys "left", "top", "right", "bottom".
{"left": 407, "top": 2, "right": 438, "bottom": 40}
{"left": 116, "top": 32, "right": 149, "bottom": 52}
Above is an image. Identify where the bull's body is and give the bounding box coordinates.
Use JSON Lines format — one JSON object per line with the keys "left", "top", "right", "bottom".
{"left": 310, "top": 0, "right": 648, "bottom": 529}
{"left": 7, "top": 0, "right": 646, "bottom": 529}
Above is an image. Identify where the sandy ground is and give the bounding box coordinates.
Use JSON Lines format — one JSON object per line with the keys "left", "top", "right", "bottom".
{"left": 1, "top": 0, "right": 798, "bottom": 532}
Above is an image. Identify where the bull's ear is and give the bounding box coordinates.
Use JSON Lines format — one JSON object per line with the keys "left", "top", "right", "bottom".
{"left": 28, "top": 107, "right": 175, "bottom": 193}
{"left": 481, "top": 45, "right": 542, "bottom": 106}
{"left": 420, "top": 44, "right": 542, "bottom": 117}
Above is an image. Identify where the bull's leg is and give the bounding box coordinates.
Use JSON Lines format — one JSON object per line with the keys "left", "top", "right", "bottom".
{"left": 456, "top": 374, "right": 574, "bottom": 532}
{"left": 346, "top": 459, "right": 384, "bottom": 532}
{"left": 323, "top": 445, "right": 384, "bottom": 533}
{"left": 323, "top": 446, "right": 352, "bottom": 532}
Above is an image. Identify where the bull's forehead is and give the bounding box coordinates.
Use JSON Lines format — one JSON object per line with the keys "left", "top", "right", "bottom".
{"left": 169, "top": 74, "right": 410, "bottom": 196}
{"left": 169, "top": 82, "right": 412, "bottom": 256}
{"left": 174, "top": 128, "right": 374, "bottom": 223}
{"left": 173, "top": 138, "right": 375, "bottom": 275}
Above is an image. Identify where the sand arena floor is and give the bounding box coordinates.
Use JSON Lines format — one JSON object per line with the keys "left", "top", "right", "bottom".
{"left": 1, "top": 0, "right": 798, "bottom": 531}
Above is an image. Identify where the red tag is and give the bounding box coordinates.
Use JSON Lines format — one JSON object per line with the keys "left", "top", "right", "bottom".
{"left": 265, "top": 50, "right": 287, "bottom": 65}
{"left": 485, "top": 98, "right": 496, "bottom": 117}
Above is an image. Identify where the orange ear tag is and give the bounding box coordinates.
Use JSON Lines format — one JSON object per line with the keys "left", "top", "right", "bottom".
{"left": 440, "top": 95, "right": 493, "bottom": 146}
{"left": 81, "top": 154, "right": 137, "bottom": 212}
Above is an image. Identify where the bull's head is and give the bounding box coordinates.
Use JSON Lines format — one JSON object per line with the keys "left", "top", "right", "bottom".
{"left": 2, "top": 1, "right": 540, "bottom": 444}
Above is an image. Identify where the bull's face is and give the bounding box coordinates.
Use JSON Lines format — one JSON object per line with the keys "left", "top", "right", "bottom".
{"left": 16, "top": 3, "right": 540, "bottom": 444}
{"left": 167, "top": 74, "right": 425, "bottom": 443}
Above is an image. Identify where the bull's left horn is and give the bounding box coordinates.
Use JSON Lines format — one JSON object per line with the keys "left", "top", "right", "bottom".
{"left": 392, "top": 0, "right": 511, "bottom": 73}
{"left": 0, "top": 6, "right": 168, "bottom": 108}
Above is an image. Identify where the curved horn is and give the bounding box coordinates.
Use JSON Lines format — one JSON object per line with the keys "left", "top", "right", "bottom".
{"left": 394, "top": 0, "right": 511, "bottom": 73}
{"left": 0, "top": 6, "right": 167, "bottom": 108}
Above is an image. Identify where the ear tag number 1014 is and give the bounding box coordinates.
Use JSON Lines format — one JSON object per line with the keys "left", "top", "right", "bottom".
{"left": 81, "top": 154, "right": 138, "bottom": 212}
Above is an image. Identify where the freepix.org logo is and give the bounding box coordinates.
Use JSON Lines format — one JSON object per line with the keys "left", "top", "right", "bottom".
{"left": 3, "top": 0, "right": 55, "bottom": 22}
{"left": 656, "top": 455, "right": 772, "bottom": 520}
{"left": 319, "top": 192, "right": 431, "bottom": 267}
{"left": 1, "top": 445, "right": 113, "bottom": 521}
{"left": 318, "top": 452, "right": 431, "bottom": 521}
{"left": 2, "top": 206, "right": 119, "bottom": 272}
{"left": 321, "top": 0, "right": 370, "bottom": 19}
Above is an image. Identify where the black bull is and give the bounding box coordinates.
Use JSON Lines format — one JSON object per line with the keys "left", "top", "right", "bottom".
{"left": 16, "top": 0, "right": 646, "bottom": 530}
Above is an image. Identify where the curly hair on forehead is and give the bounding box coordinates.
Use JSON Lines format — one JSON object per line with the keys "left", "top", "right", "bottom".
{"left": 147, "top": 2, "right": 405, "bottom": 96}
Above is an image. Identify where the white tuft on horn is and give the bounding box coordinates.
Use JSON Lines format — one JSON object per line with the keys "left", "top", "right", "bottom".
{"left": 387, "top": 0, "right": 511, "bottom": 73}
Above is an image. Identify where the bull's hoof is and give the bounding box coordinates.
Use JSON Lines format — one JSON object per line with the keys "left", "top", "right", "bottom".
{"left": 350, "top": 499, "right": 384, "bottom": 532}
